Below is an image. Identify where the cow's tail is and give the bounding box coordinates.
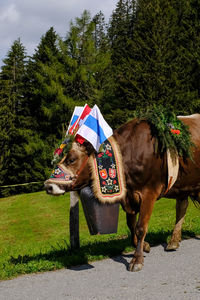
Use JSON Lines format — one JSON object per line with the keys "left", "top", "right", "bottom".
{"left": 190, "top": 195, "right": 200, "bottom": 209}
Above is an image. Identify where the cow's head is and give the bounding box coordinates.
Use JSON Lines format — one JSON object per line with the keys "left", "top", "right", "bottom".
{"left": 44, "top": 140, "right": 95, "bottom": 195}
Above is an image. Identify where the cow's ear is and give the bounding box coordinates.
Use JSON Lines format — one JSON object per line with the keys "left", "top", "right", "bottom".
{"left": 83, "top": 141, "right": 96, "bottom": 155}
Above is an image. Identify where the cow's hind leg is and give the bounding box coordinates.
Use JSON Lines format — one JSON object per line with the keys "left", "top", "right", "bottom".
{"left": 166, "top": 197, "right": 189, "bottom": 251}
{"left": 126, "top": 213, "right": 150, "bottom": 253}
{"left": 128, "top": 189, "right": 158, "bottom": 272}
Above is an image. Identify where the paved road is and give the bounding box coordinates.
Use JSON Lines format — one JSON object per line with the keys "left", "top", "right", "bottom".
{"left": 0, "top": 238, "right": 200, "bottom": 300}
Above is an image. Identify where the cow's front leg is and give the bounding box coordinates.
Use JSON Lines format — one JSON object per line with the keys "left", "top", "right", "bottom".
{"left": 166, "top": 197, "right": 188, "bottom": 251}
{"left": 128, "top": 190, "right": 158, "bottom": 272}
{"left": 126, "top": 213, "right": 150, "bottom": 253}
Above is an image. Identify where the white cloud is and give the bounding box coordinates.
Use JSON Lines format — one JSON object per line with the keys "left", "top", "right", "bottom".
{"left": 0, "top": 0, "right": 117, "bottom": 68}
{"left": 0, "top": 3, "right": 20, "bottom": 23}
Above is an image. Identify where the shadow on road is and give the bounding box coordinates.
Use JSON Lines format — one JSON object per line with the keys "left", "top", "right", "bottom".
{"left": 9, "top": 229, "right": 197, "bottom": 272}
{"left": 69, "top": 264, "right": 95, "bottom": 271}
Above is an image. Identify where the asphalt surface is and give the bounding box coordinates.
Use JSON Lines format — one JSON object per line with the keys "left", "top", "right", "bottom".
{"left": 0, "top": 238, "right": 200, "bottom": 300}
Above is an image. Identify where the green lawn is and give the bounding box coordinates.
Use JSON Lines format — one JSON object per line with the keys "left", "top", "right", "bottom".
{"left": 0, "top": 191, "right": 199, "bottom": 280}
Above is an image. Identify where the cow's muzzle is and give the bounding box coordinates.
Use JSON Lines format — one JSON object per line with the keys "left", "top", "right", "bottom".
{"left": 45, "top": 183, "right": 66, "bottom": 195}
{"left": 44, "top": 164, "right": 77, "bottom": 195}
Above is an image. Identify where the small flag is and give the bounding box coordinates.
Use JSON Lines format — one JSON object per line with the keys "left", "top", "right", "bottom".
{"left": 66, "top": 106, "right": 84, "bottom": 135}
{"left": 69, "top": 104, "right": 91, "bottom": 135}
{"left": 76, "top": 105, "right": 113, "bottom": 151}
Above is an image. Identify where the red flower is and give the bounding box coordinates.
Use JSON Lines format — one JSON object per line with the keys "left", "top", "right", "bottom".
{"left": 54, "top": 148, "right": 63, "bottom": 155}
{"left": 171, "top": 129, "right": 175, "bottom": 134}
{"left": 98, "top": 153, "right": 103, "bottom": 158}
{"left": 171, "top": 129, "right": 181, "bottom": 135}
{"left": 108, "top": 153, "right": 112, "bottom": 157}
{"left": 102, "top": 181, "right": 106, "bottom": 185}
{"left": 113, "top": 180, "right": 117, "bottom": 184}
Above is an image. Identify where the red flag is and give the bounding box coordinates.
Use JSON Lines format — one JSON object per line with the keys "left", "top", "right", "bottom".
{"left": 69, "top": 104, "right": 91, "bottom": 135}
{"left": 75, "top": 104, "right": 91, "bottom": 143}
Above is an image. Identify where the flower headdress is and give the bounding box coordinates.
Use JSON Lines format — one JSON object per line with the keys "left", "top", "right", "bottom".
{"left": 52, "top": 135, "right": 75, "bottom": 166}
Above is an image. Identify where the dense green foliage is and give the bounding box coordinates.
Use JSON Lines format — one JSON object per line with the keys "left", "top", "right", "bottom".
{"left": 135, "top": 105, "right": 194, "bottom": 159}
{"left": 0, "top": 191, "right": 200, "bottom": 280}
{"left": 0, "top": 1, "right": 200, "bottom": 195}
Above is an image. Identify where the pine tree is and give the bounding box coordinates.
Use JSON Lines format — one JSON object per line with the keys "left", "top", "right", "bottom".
{"left": 0, "top": 39, "right": 49, "bottom": 196}
{"left": 92, "top": 11, "right": 108, "bottom": 50}
{"left": 23, "top": 27, "right": 70, "bottom": 185}
{"left": 0, "top": 78, "right": 13, "bottom": 185}
{"left": 25, "top": 26, "right": 75, "bottom": 168}
{"left": 172, "top": 0, "right": 200, "bottom": 113}
{"left": 66, "top": 10, "right": 111, "bottom": 107}
{"left": 26, "top": 27, "right": 63, "bottom": 137}
{"left": 0, "top": 39, "right": 29, "bottom": 190}
{"left": 116, "top": 0, "right": 200, "bottom": 114}
{"left": 108, "top": 0, "right": 136, "bottom": 65}
{"left": 102, "top": 0, "right": 136, "bottom": 128}
{"left": 92, "top": 11, "right": 112, "bottom": 107}
{"left": 25, "top": 19, "right": 111, "bottom": 175}
{"left": 66, "top": 10, "right": 98, "bottom": 104}
{"left": 117, "top": 0, "right": 177, "bottom": 110}
{"left": 1, "top": 39, "right": 27, "bottom": 117}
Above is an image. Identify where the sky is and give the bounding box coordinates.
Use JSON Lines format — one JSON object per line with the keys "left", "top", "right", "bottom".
{"left": 0, "top": 0, "right": 118, "bottom": 68}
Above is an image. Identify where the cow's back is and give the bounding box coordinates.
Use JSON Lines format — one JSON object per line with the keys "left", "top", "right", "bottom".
{"left": 113, "top": 114, "right": 200, "bottom": 202}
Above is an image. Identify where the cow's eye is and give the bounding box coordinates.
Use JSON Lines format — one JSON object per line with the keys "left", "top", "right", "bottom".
{"left": 69, "top": 158, "right": 76, "bottom": 164}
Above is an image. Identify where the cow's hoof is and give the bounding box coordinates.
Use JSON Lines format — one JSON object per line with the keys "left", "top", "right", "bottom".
{"left": 128, "top": 262, "right": 143, "bottom": 272}
{"left": 143, "top": 242, "right": 150, "bottom": 253}
{"left": 133, "top": 263, "right": 143, "bottom": 272}
{"left": 166, "top": 241, "right": 179, "bottom": 251}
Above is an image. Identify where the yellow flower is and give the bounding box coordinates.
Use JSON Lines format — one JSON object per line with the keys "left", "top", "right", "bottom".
{"left": 60, "top": 144, "right": 66, "bottom": 149}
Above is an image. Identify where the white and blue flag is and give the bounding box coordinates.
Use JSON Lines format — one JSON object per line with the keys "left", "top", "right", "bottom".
{"left": 76, "top": 105, "right": 113, "bottom": 151}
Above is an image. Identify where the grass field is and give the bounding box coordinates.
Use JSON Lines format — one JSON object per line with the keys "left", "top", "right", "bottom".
{"left": 0, "top": 191, "right": 200, "bottom": 280}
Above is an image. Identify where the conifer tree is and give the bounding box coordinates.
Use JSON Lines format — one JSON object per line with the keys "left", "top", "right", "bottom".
{"left": 108, "top": 0, "right": 136, "bottom": 65}
{"left": 1, "top": 39, "right": 27, "bottom": 117}
{"left": 92, "top": 11, "right": 112, "bottom": 107}
{"left": 102, "top": 0, "right": 136, "bottom": 128}
{"left": 0, "top": 78, "right": 13, "bottom": 186}
{"left": 23, "top": 27, "right": 70, "bottom": 184}
{"left": 173, "top": 0, "right": 200, "bottom": 113}
{"left": 66, "top": 10, "right": 98, "bottom": 104}
{"left": 116, "top": 0, "right": 200, "bottom": 114}
{"left": 66, "top": 10, "right": 111, "bottom": 107}
{"left": 26, "top": 27, "right": 63, "bottom": 137}
{"left": 0, "top": 39, "right": 48, "bottom": 195}
{"left": 92, "top": 11, "right": 108, "bottom": 50}
{"left": 0, "top": 39, "right": 30, "bottom": 190}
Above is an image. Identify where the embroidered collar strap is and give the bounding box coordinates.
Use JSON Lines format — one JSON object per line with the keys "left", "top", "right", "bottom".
{"left": 89, "top": 136, "right": 126, "bottom": 204}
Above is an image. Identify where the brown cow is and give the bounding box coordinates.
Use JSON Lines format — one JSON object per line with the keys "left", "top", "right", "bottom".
{"left": 45, "top": 114, "right": 200, "bottom": 271}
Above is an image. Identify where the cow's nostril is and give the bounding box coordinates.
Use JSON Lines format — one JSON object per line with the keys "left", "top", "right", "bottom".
{"left": 45, "top": 183, "right": 65, "bottom": 195}
{"left": 45, "top": 184, "right": 53, "bottom": 194}
{"left": 48, "top": 186, "right": 53, "bottom": 192}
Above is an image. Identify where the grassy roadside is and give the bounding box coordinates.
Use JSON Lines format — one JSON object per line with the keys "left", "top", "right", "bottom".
{"left": 0, "top": 191, "right": 200, "bottom": 280}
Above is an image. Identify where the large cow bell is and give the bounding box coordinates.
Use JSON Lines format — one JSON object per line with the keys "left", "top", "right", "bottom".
{"left": 80, "top": 186, "right": 119, "bottom": 235}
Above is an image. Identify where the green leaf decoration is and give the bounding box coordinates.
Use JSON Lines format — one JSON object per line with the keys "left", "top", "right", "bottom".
{"left": 51, "top": 135, "right": 75, "bottom": 166}
{"left": 135, "top": 105, "right": 194, "bottom": 160}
